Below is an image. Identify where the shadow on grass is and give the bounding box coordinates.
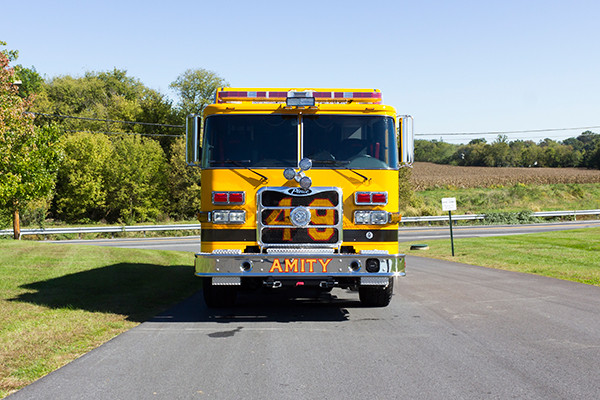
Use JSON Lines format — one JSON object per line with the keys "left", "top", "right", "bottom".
{"left": 10, "top": 263, "right": 201, "bottom": 323}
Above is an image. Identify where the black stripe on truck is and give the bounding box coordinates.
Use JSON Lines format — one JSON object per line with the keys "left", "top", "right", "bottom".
{"left": 201, "top": 229, "right": 397, "bottom": 242}
{"left": 343, "top": 230, "right": 398, "bottom": 242}
{"left": 201, "top": 229, "right": 257, "bottom": 242}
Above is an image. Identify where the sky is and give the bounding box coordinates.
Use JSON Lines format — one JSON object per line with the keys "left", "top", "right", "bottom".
{"left": 2, "top": 0, "right": 599, "bottom": 143}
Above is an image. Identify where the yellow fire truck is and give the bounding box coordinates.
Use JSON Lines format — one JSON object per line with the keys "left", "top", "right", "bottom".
{"left": 186, "top": 88, "right": 413, "bottom": 307}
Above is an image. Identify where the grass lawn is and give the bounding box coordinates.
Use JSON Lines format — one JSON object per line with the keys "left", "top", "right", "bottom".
{"left": 401, "top": 227, "right": 600, "bottom": 286}
{"left": 0, "top": 241, "right": 199, "bottom": 398}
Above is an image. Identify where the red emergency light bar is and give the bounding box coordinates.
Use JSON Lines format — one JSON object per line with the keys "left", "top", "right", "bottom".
{"left": 216, "top": 89, "right": 382, "bottom": 104}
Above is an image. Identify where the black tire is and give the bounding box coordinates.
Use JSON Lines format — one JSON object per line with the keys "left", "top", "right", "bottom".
{"left": 359, "top": 278, "right": 393, "bottom": 307}
{"left": 203, "top": 278, "right": 237, "bottom": 308}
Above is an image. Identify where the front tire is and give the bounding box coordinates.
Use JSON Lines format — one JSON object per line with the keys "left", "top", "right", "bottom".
{"left": 203, "top": 278, "right": 237, "bottom": 308}
{"left": 359, "top": 278, "right": 393, "bottom": 307}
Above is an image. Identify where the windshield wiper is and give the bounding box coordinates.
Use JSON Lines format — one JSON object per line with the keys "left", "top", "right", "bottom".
{"left": 210, "top": 159, "right": 268, "bottom": 181}
{"left": 311, "top": 159, "right": 370, "bottom": 182}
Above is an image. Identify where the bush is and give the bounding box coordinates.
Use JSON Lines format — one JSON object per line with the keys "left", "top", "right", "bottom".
{"left": 483, "top": 211, "right": 539, "bottom": 225}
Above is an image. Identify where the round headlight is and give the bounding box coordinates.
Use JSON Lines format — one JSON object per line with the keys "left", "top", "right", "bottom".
{"left": 299, "top": 176, "right": 312, "bottom": 189}
{"left": 299, "top": 157, "right": 312, "bottom": 171}
{"left": 283, "top": 168, "right": 296, "bottom": 180}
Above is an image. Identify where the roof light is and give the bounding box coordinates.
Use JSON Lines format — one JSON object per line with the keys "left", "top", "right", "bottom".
{"left": 287, "top": 91, "right": 315, "bottom": 107}
{"left": 216, "top": 89, "right": 382, "bottom": 104}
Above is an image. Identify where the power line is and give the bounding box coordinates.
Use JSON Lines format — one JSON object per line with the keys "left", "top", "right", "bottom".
{"left": 67, "top": 129, "right": 183, "bottom": 138}
{"left": 416, "top": 125, "right": 600, "bottom": 136}
{"left": 27, "top": 112, "right": 184, "bottom": 129}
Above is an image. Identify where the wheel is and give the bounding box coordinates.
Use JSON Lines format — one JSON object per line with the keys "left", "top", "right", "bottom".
{"left": 359, "top": 278, "right": 393, "bottom": 307}
{"left": 203, "top": 278, "right": 237, "bottom": 308}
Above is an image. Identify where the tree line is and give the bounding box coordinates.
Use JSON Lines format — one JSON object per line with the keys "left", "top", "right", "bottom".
{"left": 415, "top": 133, "right": 600, "bottom": 169}
{"left": 1, "top": 42, "right": 227, "bottom": 236}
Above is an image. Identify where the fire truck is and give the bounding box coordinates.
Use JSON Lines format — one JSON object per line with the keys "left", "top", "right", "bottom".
{"left": 186, "top": 88, "right": 413, "bottom": 307}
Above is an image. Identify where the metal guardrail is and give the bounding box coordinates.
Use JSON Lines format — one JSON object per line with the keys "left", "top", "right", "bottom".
{"left": 1, "top": 210, "right": 599, "bottom": 237}
{"left": 401, "top": 209, "right": 600, "bottom": 223}
{"left": 0, "top": 224, "right": 202, "bottom": 237}
{"left": 402, "top": 214, "right": 484, "bottom": 222}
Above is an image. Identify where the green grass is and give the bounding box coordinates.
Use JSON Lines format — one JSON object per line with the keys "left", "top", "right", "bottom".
{"left": 405, "top": 183, "right": 600, "bottom": 216}
{"left": 401, "top": 227, "right": 600, "bottom": 286}
{"left": 0, "top": 241, "right": 200, "bottom": 398}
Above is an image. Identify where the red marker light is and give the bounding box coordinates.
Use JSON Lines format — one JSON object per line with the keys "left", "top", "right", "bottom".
{"left": 355, "top": 192, "right": 388, "bottom": 205}
{"left": 356, "top": 193, "right": 371, "bottom": 204}
{"left": 213, "top": 193, "right": 228, "bottom": 203}
{"left": 228, "top": 192, "right": 244, "bottom": 203}
{"left": 371, "top": 193, "right": 387, "bottom": 204}
{"left": 212, "top": 191, "right": 245, "bottom": 205}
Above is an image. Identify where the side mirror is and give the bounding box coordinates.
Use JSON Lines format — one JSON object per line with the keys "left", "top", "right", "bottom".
{"left": 186, "top": 115, "right": 202, "bottom": 166}
{"left": 398, "top": 115, "right": 414, "bottom": 166}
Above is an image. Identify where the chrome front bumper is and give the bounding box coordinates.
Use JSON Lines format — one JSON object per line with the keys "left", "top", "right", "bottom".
{"left": 194, "top": 250, "right": 405, "bottom": 284}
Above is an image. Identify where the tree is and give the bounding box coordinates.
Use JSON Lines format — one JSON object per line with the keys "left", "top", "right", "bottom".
{"left": 33, "top": 69, "right": 180, "bottom": 137}
{"left": 103, "top": 135, "right": 168, "bottom": 223}
{"left": 13, "top": 65, "right": 44, "bottom": 99}
{"left": 0, "top": 42, "right": 62, "bottom": 239}
{"left": 414, "top": 139, "right": 457, "bottom": 164}
{"left": 170, "top": 68, "right": 228, "bottom": 117}
{"left": 53, "top": 132, "right": 112, "bottom": 222}
{"left": 166, "top": 137, "right": 202, "bottom": 219}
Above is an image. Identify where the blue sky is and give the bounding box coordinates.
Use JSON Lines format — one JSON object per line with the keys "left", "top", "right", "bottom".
{"left": 2, "top": 0, "right": 599, "bottom": 143}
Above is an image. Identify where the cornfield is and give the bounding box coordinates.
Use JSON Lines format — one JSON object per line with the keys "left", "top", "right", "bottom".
{"left": 411, "top": 162, "right": 600, "bottom": 190}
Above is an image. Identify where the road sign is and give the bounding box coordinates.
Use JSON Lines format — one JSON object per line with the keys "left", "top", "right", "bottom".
{"left": 441, "top": 197, "right": 457, "bottom": 256}
{"left": 442, "top": 197, "right": 457, "bottom": 212}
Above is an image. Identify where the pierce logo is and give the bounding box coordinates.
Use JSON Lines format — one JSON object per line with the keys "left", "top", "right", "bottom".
{"left": 288, "top": 188, "right": 312, "bottom": 195}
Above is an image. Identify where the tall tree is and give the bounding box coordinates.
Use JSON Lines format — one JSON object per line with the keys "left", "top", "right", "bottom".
{"left": 103, "top": 135, "right": 168, "bottom": 223}
{"left": 33, "top": 69, "right": 180, "bottom": 135}
{"left": 170, "top": 68, "right": 228, "bottom": 117}
{"left": 0, "top": 42, "right": 62, "bottom": 238}
{"left": 54, "top": 132, "right": 112, "bottom": 222}
{"left": 167, "top": 137, "right": 202, "bottom": 219}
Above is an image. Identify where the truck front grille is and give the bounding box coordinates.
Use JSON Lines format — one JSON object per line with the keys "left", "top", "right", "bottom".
{"left": 258, "top": 187, "right": 343, "bottom": 248}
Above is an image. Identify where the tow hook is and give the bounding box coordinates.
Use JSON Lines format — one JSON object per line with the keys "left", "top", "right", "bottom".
{"left": 263, "top": 280, "right": 283, "bottom": 289}
{"left": 319, "top": 280, "right": 337, "bottom": 289}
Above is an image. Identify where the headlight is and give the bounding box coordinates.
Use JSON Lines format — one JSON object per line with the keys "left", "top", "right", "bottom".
{"left": 212, "top": 210, "right": 246, "bottom": 224}
{"left": 354, "top": 210, "right": 390, "bottom": 225}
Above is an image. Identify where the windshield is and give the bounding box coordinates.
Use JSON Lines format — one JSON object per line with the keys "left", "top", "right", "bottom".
{"left": 303, "top": 115, "right": 398, "bottom": 169}
{"left": 202, "top": 115, "right": 298, "bottom": 168}
{"left": 202, "top": 114, "right": 398, "bottom": 169}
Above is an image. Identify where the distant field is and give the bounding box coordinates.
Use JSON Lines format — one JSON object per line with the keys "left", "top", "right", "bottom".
{"left": 411, "top": 162, "right": 600, "bottom": 190}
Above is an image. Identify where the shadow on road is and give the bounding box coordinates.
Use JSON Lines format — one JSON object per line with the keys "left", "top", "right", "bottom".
{"left": 12, "top": 262, "right": 362, "bottom": 324}
{"left": 10, "top": 263, "right": 200, "bottom": 322}
{"left": 149, "top": 289, "right": 362, "bottom": 324}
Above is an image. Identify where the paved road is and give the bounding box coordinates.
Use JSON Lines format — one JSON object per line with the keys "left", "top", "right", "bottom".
{"left": 48, "top": 220, "right": 600, "bottom": 252}
{"left": 9, "top": 256, "right": 600, "bottom": 399}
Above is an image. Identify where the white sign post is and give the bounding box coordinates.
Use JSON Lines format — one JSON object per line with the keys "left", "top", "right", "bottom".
{"left": 442, "top": 198, "right": 457, "bottom": 256}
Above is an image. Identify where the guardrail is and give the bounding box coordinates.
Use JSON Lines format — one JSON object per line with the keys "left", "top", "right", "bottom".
{"left": 1, "top": 210, "right": 599, "bottom": 237}
{"left": 0, "top": 224, "right": 201, "bottom": 237}
{"left": 401, "top": 209, "right": 600, "bottom": 223}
